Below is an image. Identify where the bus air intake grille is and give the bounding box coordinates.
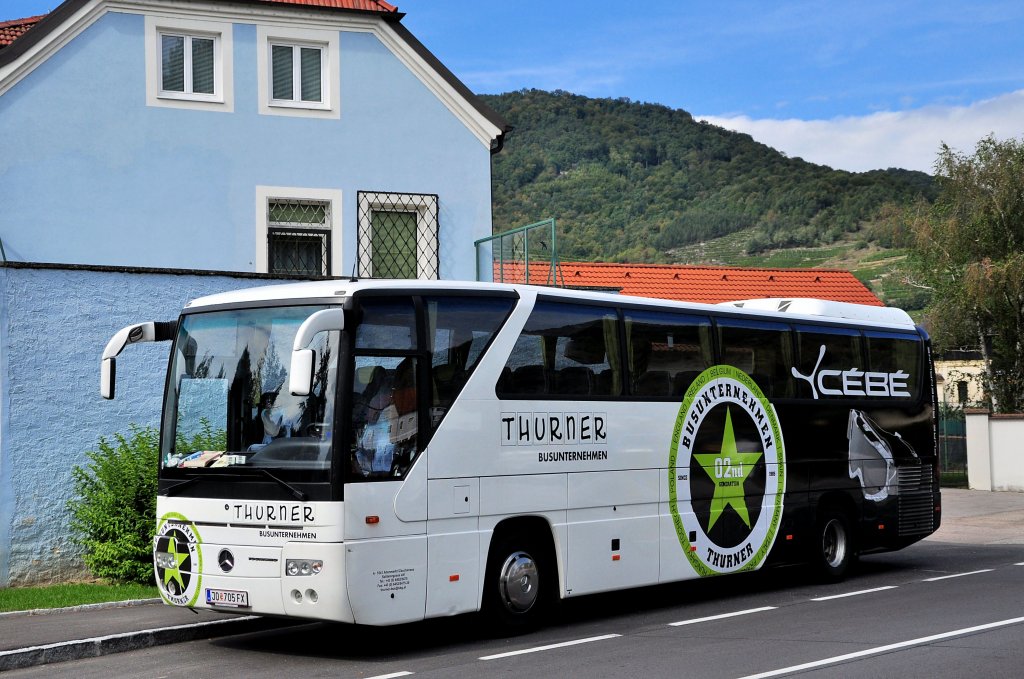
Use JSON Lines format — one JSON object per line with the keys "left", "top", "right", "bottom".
{"left": 897, "top": 466, "right": 934, "bottom": 536}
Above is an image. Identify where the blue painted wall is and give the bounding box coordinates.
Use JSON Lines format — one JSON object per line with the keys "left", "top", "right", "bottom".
{"left": 0, "top": 10, "right": 493, "bottom": 280}
{"left": 0, "top": 266, "right": 303, "bottom": 586}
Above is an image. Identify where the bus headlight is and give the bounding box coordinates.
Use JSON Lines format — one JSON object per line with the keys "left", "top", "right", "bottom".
{"left": 155, "top": 552, "right": 176, "bottom": 569}
{"left": 286, "top": 559, "right": 323, "bottom": 576}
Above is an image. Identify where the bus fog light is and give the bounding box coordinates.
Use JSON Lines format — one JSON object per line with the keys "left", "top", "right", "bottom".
{"left": 286, "top": 559, "right": 322, "bottom": 576}
{"left": 306, "top": 589, "right": 318, "bottom": 603}
{"left": 292, "top": 589, "right": 302, "bottom": 603}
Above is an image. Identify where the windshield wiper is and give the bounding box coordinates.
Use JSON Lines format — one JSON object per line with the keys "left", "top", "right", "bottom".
{"left": 255, "top": 468, "right": 308, "bottom": 501}
{"left": 164, "top": 476, "right": 202, "bottom": 497}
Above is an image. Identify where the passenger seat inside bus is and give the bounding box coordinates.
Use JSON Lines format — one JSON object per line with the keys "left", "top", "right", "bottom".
{"left": 555, "top": 366, "right": 593, "bottom": 395}
{"left": 510, "top": 365, "right": 548, "bottom": 394}
{"left": 634, "top": 370, "right": 671, "bottom": 397}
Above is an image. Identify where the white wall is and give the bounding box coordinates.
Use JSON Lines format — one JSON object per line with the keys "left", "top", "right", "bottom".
{"left": 966, "top": 410, "right": 1024, "bottom": 492}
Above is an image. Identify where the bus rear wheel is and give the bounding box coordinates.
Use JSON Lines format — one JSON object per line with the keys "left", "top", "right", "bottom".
{"left": 814, "top": 509, "right": 855, "bottom": 581}
{"left": 483, "top": 533, "right": 550, "bottom": 632}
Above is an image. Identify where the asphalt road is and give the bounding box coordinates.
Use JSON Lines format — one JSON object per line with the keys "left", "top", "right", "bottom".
{"left": 7, "top": 535, "right": 1023, "bottom": 678}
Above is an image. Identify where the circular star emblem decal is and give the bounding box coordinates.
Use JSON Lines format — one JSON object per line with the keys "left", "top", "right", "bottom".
{"left": 154, "top": 512, "right": 203, "bottom": 607}
{"left": 669, "top": 365, "right": 786, "bottom": 576}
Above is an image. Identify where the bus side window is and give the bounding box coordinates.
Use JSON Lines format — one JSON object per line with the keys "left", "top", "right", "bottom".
{"left": 424, "top": 295, "right": 515, "bottom": 420}
{"left": 498, "top": 301, "right": 622, "bottom": 398}
{"left": 624, "top": 309, "right": 712, "bottom": 398}
{"left": 794, "top": 325, "right": 863, "bottom": 400}
{"left": 716, "top": 318, "right": 794, "bottom": 398}
{"left": 864, "top": 331, "right": 922, "bottom": 401}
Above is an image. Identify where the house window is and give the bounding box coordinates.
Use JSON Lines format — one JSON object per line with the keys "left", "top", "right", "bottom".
{"left": 257, "top": 26, "right": 339, "bottom": 118}
{"left": 255, "top": 187, "right": 342, "bottom": 276}
{"left": 267, "top": 200, "right": 331, "bottom": 276}
{"left": 160, "top": 33, "right": 217, "bottom": 97}
{"left": 270, "top": 44, "right": 324, "bottom": 105}
{"left": 357, "top": 192, "right": 439, "bottom": 279}
{"left": 145, "top": 17, "right": 233, "bottom": 111}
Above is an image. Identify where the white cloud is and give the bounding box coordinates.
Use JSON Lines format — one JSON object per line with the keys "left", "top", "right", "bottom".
{"left": 698, "top": 90, "right": 1024, "bottom": 173}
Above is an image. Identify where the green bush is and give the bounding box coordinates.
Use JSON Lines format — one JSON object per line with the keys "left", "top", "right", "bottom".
{"left": 68, "top": 426, "right": 159, "bottom": 584}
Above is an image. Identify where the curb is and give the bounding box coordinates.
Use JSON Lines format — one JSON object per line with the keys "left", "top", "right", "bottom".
{"left": 0, "top": 615, "right": 287, "bottom": 672}
{"left": 0, "top": 598, "right": 162, "bottom": 620}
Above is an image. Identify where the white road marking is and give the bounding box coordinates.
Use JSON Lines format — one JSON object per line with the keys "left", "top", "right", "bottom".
{"left": 669, "top": 606, "right": 777, "bottom": 627}
{"left": 364, "top": 673, "right": 413, "bottom": 679}
{"left": 479, "top": 633, "right": 621, "bottom": 660}
{"left": 736, "top": 615, "right": 1024, "bottom": 679}
{"left": 923, "top": 568, "right": 993, "bottom": 582}
{"left": 811, "top": 585, "right": 898, "bottom": 601}
{"left": 1016, "top": 562, "right": 1024, "bottom": 566}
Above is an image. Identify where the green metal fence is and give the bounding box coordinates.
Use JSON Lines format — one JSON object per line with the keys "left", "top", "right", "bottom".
{"left": 475, "top": 218, "right": 562, "bottom": 286}
{"left": 938, "top": 407, "right": 967, "bottom": 487}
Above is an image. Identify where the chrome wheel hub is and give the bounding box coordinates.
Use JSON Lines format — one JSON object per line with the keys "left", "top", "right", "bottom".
{"left": 498, "top": 550, "right": 539, "bottom": 613}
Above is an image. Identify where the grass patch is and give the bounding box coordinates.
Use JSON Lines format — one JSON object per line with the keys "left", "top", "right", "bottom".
{"left": 859, "top": 248, "right": 909, "bottom": 263}
{"left": 0, "top": 582, "right": 159, "bottom": 613}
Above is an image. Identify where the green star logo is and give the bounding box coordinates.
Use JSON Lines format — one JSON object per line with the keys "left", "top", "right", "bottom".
{"left": 693, "top": 407, "right": 763, "bottom": 531}
{"left": 162, "top": 537, "right": 189, "bottom": 592}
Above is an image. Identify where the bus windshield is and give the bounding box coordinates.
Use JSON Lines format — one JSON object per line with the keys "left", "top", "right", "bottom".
{"left": 160, "top": 305, "right": 339, "bottom": 481}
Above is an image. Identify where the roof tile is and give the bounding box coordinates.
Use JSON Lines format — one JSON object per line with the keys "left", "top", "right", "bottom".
{"left": 496, "top": 261, "right": 883, "bottom": 306}
{"left": 0, "top": 15, "right": 44, "bottom": 47}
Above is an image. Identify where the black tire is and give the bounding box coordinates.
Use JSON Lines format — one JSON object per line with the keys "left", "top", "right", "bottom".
{"left": 814, "top": 509, "right": 856, "bottom": 581}
{"left": 482, "top": 532, "right": 551, "bottom": 632}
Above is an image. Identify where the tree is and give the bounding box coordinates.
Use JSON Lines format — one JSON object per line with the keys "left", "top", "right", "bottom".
{"left": 900, "top": 135, "right": 1024, "bottom": 412}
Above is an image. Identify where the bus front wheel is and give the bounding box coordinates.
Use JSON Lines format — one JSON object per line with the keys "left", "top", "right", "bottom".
{"left": 483, "top": 533, "right": 550, "bottom": 632}
{"left": 814, "top": 509, "right": 855, "bottom": 581}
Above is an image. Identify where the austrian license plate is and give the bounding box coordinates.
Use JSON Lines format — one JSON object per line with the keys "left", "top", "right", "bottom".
{"left": 205, "top": 588, "right": 250, "bottom": 608}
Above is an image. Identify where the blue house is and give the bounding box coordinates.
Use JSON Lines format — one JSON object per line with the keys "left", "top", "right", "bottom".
{"left": 0, "top": 0, "right": 509, "bottom": 586}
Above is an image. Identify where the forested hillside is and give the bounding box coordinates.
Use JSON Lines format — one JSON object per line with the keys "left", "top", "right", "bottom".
{"left": 482, "top": 90, "right": 936, "bottom": 264}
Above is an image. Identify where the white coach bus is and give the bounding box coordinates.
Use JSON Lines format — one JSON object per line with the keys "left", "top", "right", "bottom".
{"left": 101, "top": 279, "right": 940, "bottom": 628}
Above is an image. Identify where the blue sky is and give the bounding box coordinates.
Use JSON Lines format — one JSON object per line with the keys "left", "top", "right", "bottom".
{"left": 6, "top": 0, "right": 1024, "bottom": 172}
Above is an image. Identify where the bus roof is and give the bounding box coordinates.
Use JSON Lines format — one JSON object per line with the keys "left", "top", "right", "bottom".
{"left": 184, "top": 279, "right": 918, "bottom": 331}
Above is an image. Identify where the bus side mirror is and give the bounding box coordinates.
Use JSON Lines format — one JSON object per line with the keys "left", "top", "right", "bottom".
{"left": 101, "top": 357, "right": 117, "bottom": 400}
{"left": 100, "top": 320, "right": 176, "bottom": 400}
{"left": 289, "top": 308, "right": 344, "bottom": 396}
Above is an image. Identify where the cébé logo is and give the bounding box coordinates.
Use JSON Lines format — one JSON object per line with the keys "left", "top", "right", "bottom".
{"left": 154, "top": 512, "right": 203, "bottom": 607}
{"left": 669, "top": 365, "right": 786, "bottom": 576}
{"left": 793, "top": 345, "right": 911, "bottom": 399}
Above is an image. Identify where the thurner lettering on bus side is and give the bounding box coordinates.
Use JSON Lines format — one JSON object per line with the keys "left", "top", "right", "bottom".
{"left": 501, "top": 412, "right": 608, "bottom": 446}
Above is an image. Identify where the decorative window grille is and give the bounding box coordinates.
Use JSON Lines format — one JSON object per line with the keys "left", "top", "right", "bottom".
{"left": 267, "top": 199, "right": 331, "bottom": 276}
{"left": 357, "top": 192, "right": 439, "bottom": 279}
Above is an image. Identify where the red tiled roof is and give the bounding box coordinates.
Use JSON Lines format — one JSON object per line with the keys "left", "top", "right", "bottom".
{"left": 495, "top": 262, "right": 883, "bottom": 306}
{"left": 0, "top": 15, "right": 44, "bottom": 47}
{"left": 252, "top": 0, "right": 398, "bottom": 12}
{"left": 0, "top": 2, "right": 398, "bottom": 48}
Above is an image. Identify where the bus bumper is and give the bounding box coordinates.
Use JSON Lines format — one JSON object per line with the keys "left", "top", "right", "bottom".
{"left": 155, "top": 541, "right": 354, "bottom": 623}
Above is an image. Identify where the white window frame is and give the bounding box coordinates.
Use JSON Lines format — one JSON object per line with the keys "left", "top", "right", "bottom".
{"left": 357, "top": 192, "right": 439, "bottom": 280}
{"left": 145, "top": 16, "right": 233, "bottom": 112}
{"left": 255, "top": 186, "right": 343, "bottom": 276}
{"left": 258, "top": 25, "right": 340, "bottom": 119}
{"left": 268, "top": 42, "right": 326, "bottom": 107}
